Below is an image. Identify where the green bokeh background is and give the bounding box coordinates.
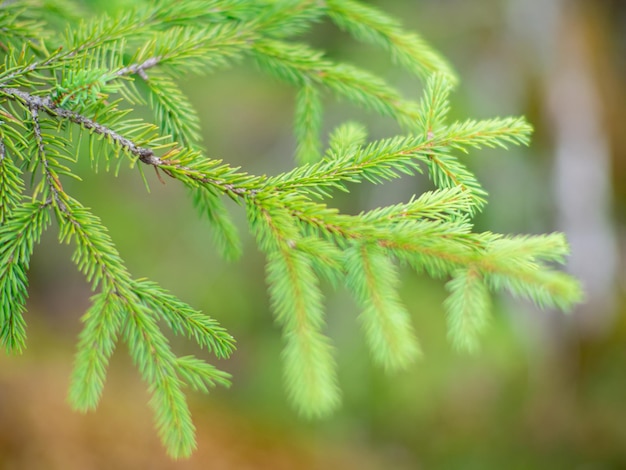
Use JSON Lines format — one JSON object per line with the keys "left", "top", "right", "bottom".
{"left": 3, "top": 0, "right": 626, "bottom": 468}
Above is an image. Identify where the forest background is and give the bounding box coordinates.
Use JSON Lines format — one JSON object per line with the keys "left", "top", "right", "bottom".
{"left": 1, "top": 0, "right": 625, "bottom": 468}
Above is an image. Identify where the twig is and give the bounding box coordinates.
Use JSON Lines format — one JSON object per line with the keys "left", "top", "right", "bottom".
{"left": 116, "top": 56, "right": 162, "bottom": 80}
{"left": 2, "top": 87, "right": 254, "bottom": 197}
{"left": 29, "top": 105, "right": 65, "bottom": 210}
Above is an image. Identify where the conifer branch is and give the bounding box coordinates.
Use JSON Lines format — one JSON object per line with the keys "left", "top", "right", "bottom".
{"left": 444, "top": 268, "right": 491, "bottom": 352}
{"left": 3, "top": 87, "right": 157, "bottom": 163}
{"left": 0, "top": 141, "right": 23, "bottom": 224}
{"left": 116, "top": 56, "right": 160, "bottom": 78}
{"left": 326, "top": 0, "right": 458, "bottom": 84}
{"left": 346, "top": 244, "right": 421, "bottom": 369}
{"left": 0, "top": 201, "right": 49, "bottom": 353}
{"left": 0, "top": 0, "right": 583, "bottom": 459}
{"left": 294, "top": 81, "right": 323, "bottom": 163}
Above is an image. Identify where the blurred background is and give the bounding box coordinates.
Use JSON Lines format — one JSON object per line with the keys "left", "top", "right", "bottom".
{"left": 3, "top": 0, "right": 626, "bottom": 468}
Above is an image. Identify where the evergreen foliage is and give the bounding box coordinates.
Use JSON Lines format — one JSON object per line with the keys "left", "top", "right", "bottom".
{"left": 0, "top": 0, "right": 583, "bottom": 458}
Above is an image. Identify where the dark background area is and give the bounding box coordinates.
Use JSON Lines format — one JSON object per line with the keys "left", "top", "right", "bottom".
{"left": 2, "top": 0, "right": 626, "bottom": 468}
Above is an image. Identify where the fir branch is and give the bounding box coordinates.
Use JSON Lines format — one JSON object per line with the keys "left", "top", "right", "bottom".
{"left": 2, "top": 87, "right": 159, "bottom": 164}
{"left": 132, "top": 279, "right": 236, "bottom": 358}
{"left": 248, "top": 194, "right": 341, "bottom": 415}
{"left": 116, "top": 56, "right": 159, "bottom": 80}
{"left": 68, "top": 291, "right": 124, "bottom": 411}
{"left": 291, "top": 235, "right": 344, "bottom": 286}
{"left": 252, "top": 0, "right": 326, "bottom": 39}
{"left": 444, "top": 268, "right": 491, "bottom": 352}
{"left": 57, "top": 197, "right": 132, "bottom": 292}
{"left": 252, "top": 38, "right": 422, "bottom": 130}
{"left": 267, "top": 116, "right": 532, "bottom": 202}
{"left": 0, "top": 142, "right": 23, "bottom": 224}
{"left": 191, "top": 186, "right": 243, "bottom": 261}
{"left": 175, "top": 355, "right": 232, "bottom": 393}
{"left": 345, "top": 244, "right": 421, "bottom": 370}
{"left": 0, "top": 201, "right": 49, "bottom": 353}
{"left": 141, "top": 71, "right": 203, "bottom": 147}
{"left": 440, "top": 116, "right": 533, "bottom": 151}
{"left": 294, "top": 80, "right": 323, "bottom": 163}
{"left": 327, "top": 121, "right": 367, "bottom": 156}
{"left": 0, "top": 1, "right": 44, "bottom": 48}
{"left": 425, "top": 152, "right": 487, "bottom": 211}
{"left": 123, "top": 301, "right": 196, "bottom": 459}
{"left": 266, "top": 248, "right": 340, "bottom": 416}
{"left": 28, "top": 105, "right": 65, "bottom": 205}
{"left": 416, "top": 73, "right": 452, "bottom": 138}
{"left": 326, "top": 0, "right": 457, "bottom": 84}
{"left": 360, "top": 187, "right": 474, "bottom": 223}
{"left": 0, "top": 0, "right": 584, "bottom": 460}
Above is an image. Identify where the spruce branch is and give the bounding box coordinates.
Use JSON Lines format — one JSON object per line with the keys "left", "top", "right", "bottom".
{"left": 0, "top": 0, "right": 583, "bottom": 459}
{"left": 68, "top": 290, "right": 124, "bottom": 411}
{"left": 132, "top": 279, "right": 235, "bottom": 358}
{"left": 326, "top": 0, "right": 458, "bottom": 84}
{"left": 2, "top": 87, "right": 158, "bottom": 163}
{"left": 345, "top": 244, "right": 421, "bottom": 370}
{"left": 116, "top": 56, "right": 160, "bottom": 79}
{"left": 123, "top": 299, "right": 197, "bottom": 458}
{"left": 294, "top": 80, "right": 323, "bottom": 163}
{"left": 0, "top": 201, "right": 49, "bottom": 353}
{"left": 191, "top": 186, "right": 243, "bottom": 260}
{"left": 253, "top": 38, "right": 423, "bottom": 130}
{"left": 28, "top": 104, "right": 65, "bottom": 206}
{"left": 327, "top": 121, "right": 368, "bottom": 156}
{"left": 266, "top": 248, "right": 340, "bottom": 416}
{"left": 0, "top": 140, "right": 23, "bottom": 223}
{"left": 444, "top": 268, "right": 491, "bottom": 352}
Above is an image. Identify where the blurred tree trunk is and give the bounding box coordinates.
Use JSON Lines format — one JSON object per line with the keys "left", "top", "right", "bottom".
{"left": 508, "top": 0, "right": 623, "bottom": 337}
